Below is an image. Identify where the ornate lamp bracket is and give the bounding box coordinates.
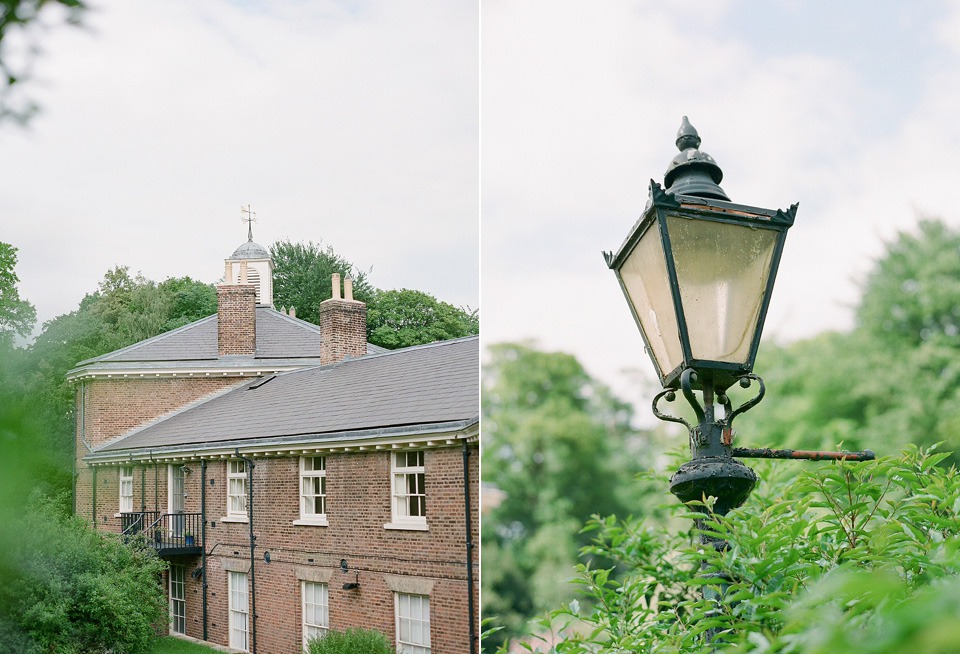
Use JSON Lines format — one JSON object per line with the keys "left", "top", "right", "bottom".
{"left": 722, "top": 374, "right": 765, "bottom": 431}
{"left": 652, "top": 388, "right": 693, "bottom": 436}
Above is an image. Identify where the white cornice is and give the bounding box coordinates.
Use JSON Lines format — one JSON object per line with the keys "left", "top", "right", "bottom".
{"left": 83, "top": 420, "right": 479, "bottom": 466}
{"left": 66, "top": 365, "right": 306, "bottom": 383}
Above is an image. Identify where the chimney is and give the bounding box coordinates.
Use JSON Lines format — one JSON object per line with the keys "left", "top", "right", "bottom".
{"left": 319, "top": 273, "right": 367, "bottom": 365}
{"left": 217, "top": 283, "right": 257, "bottom": 356}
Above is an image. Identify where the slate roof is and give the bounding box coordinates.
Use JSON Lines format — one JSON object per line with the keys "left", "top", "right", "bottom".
{"left": 94, "top": 335, "right": 479, "bottom": 454}
{"left": 68, "top": 307, "right": 387, "bottom": 375}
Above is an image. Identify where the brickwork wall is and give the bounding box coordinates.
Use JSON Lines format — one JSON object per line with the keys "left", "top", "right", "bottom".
{"left": 217, "top": 284, "right": 257, "bottom": 356}
{"left": 89, "top": 446, "right": 479, "bottom": 653}
{"left": 317, "top": 299, "right": 367, "bottom": 365}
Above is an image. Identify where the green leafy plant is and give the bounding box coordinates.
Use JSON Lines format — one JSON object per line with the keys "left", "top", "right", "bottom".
{"left": 304, "top": 627, "right": 395, "bottom": 654}
{"left": 491, "top": 446, "right": 960, "bottom": 653}
{"left": 0, "top": 494, "right": 167, "bottom": 654}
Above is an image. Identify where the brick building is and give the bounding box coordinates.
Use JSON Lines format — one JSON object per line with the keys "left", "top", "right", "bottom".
{"left": 71, "top": 234, "right": 479, "bottom": 654}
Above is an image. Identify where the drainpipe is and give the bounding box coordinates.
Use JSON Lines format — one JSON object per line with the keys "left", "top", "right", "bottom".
{"left": 202, "top": 459, "right": 208, "bottom": 642}
{"left": 234, "top": 448, "right": 256, "bottom": 654}
{"left": 92, "top": 466, "right": 98, "bottom": 526}
{"left": 152, "top": 452, "right": 158, "bottom": 513}
{"left": 462, "top": 440, "right": 477, "bottom": 654}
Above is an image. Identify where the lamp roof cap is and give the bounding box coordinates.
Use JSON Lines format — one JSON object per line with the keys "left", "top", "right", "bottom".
{"left": 663, "top": 116, "right": 730, "bottom": 201}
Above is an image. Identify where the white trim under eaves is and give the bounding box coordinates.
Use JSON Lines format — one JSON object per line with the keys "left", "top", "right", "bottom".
{"left": 83, "top": 419, "right": 480, "bottom": 467}
{"left": 65, "top": 365, "right": 306, "bottom": 382}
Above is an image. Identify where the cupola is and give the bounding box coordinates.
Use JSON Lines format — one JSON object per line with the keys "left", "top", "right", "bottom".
{"left": 224, "top": 206, "right": 274, "bottom": 308}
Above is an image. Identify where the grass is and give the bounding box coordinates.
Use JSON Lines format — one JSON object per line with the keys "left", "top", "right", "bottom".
{"left": 153, "top": 635, "right": 228, "bottom": 653}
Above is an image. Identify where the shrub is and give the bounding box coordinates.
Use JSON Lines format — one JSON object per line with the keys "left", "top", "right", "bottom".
{"left": 493, "top": 445, "right": 960, "bottom": 653}
{"left": 0, "top": 494, "right": 167, "bottom": 654}
{"left": 305, "top": 627, "right": 396, "bottom": 654}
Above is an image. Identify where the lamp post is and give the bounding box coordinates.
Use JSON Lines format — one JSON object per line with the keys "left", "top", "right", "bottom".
{"left": 604, "top": 117, "right": 873, "bottom": 638}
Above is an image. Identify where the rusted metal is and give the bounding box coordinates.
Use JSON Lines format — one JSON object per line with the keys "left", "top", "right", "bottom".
{"left": 731, "top": 447, "right": 876, "bottom": 462}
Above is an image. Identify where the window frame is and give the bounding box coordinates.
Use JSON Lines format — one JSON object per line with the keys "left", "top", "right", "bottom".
{"left": 294, "top": 456, "right": 328, "bottom": 526}
{"left": 301, "top": 580, "right": 329, "bottom": 648}
{"left": 385, "top": 450, "right": 428, "bottom": 530}
{"left": 119, "top": 465, "right": 134, "bottom": 513}
{"left": 394, "top": 592, "right": 431, "bottom": 654}
{"left": 226, "top": 459, "right": 248, "bottom": 520}
{"left": 169, "top": 564, "right": 185, "bottom": 635}
{"left": 228, "top": 571, "right": 249, "bottom": 652}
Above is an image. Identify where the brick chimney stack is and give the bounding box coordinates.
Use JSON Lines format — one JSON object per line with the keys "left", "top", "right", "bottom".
{"left": 217, "top": 273, "right": 257, "bottom": 356}
{"left": 319, "top": 273, "right": 367, "bottom": 365}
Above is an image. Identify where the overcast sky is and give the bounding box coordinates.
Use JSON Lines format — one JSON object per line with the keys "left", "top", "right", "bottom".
{"left": 6, "top": 1, "right": 960, "bottom": 416}
{"left": 2, "top": 0, "right": 478, "bottom": 331}
{"left": 482, "top": 0, "right": 960, "bottom": 410}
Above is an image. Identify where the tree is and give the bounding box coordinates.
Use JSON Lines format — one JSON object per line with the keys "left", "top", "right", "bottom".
{"left": 271, "top": 239, "right": 375, "bottom": 326}
{"left": 366, "top": 288, "right": 478, "bottom": 349}
{"left": 482, "top": 343, "right": 656, "bottom": 648}
{"left": 0, "top": 241, "right": 36, "bottom": 347}
{"left": 857, "top": 219, "right": 960, "bottom": 350}
{"left": 271, "top": 240, "right": 478, "bottom": 350}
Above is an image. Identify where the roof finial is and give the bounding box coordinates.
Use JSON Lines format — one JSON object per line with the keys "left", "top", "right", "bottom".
{"left": 675, "top": 115, "right": 701, "bottom": 151}
{"left": 240, "top": 204, "right": 257, "bottom": 242}
{"left": 662, "top": 117, "right": 730, "bottom": 201}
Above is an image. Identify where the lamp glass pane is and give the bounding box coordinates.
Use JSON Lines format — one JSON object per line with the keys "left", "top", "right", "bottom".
{"left": 666, "top": 215, "right": 777, "bottom": 364}
{"left": 619, "top": 221, "right": 683, "bottom": 375}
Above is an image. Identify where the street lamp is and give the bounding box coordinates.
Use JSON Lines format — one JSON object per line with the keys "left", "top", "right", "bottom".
{"left": 604, "top": 117, "right": 874, "bottom": 528}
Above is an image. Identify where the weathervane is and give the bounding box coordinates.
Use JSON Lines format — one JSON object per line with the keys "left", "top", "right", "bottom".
{"left": 240, "top": 204, "right": 257, "bottom": 242}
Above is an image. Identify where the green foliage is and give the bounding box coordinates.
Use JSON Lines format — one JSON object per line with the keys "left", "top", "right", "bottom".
{"left": 271, "top": 239, "right": 375, "bottom": 325}
{"left": 0, "top": 241, "right": 36, "bottom": 347}
{"left": 482, "top": 343, "right": 657, "bottom": 648}
{"left": 0, "top": 496, "right": 167, "bottom": 654}
{"left": 857, "top": 219, "right": 960, "bottom": 350}
{"left": 499, "top": 447, "right": 960, "bottom": 653}
{"left": 304, "top": 627, "right": 395, "bottom": 654}
{"left": 271, "top": 240, "right": 477, "bottom": 349}
{"left": 1, "top": 349, "right": 167, "bottom": 654}
{"left": 366, "top": 288, "right": 478, "bottom": 349}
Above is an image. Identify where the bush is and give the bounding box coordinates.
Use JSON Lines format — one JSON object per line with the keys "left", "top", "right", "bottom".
{"left": 0, "top": 495, "right": 167, "bottom": 654}
{"left": 493, "top": 445, "right": 960, "bottom": 653}
{"left": 305, "top": 627, "right": 395, "bottom": 654}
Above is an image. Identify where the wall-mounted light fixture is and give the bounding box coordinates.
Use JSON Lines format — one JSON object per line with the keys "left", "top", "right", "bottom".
{"left": 342, "top": 571, "right": 360, "bottom": 590}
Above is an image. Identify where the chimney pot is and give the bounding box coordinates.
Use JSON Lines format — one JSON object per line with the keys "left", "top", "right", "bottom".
{"left": 331, "top": 273, "right": 341, "bottom": 300}
{"left": 344, "top": 275, "right": 354, "bottom": 302}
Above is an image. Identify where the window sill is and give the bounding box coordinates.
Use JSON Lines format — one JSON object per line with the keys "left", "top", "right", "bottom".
{"left": 293, "top": 518, "right": 329, "bottom": 527}
{"left": 220, "top": 516, "right": 249, "bottom": 523}
{"left": 383, "top": 521, "right": 429, "bottom": 532}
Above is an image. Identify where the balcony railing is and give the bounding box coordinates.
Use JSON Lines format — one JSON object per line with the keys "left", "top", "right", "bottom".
{"left": 120, "top": 512, "right": 203, "bottom": 556}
